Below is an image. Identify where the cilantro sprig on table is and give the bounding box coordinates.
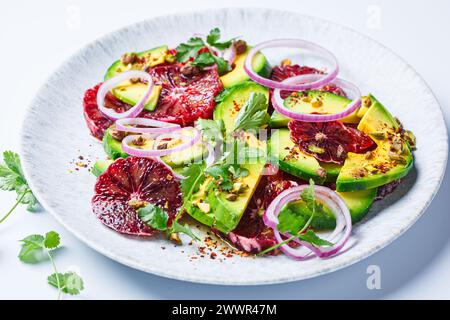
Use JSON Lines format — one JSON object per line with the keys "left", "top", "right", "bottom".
{"left": 258, "top": 180, "right": 333, "bottom": 256}
{"left": 18, "top": 231, "right": 84, "bottom": 298}
{"left": 175, "top": 28, "right": 233, "bottom": 75}
{"left": 0, "top": 151, "right": 38, "bottom": 224}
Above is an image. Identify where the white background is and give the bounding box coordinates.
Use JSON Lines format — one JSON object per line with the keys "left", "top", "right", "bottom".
{"left": 0, "top": 0, "right": 449, "bottom": 299}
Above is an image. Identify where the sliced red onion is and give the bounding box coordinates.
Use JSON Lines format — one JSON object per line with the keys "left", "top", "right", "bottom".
{"left": 97, "top": 70, "right": 154, "bottom": 121}
{"left": 222, "top": 43, "right": 237, "bottom": 65}
{"left": 115, "top": 117, "right": 180, "bottom": 134}
{"left": 272, "top": 74, "right": 362, "bottom": 122}
{"left": 264, "top": 185, "right": 352, "bottom": 260}
{"left": 244, "top": 39, "right": 339, "bottom": 90}
{"left": 121, "top": 127, "right": 201, "bottom": 158}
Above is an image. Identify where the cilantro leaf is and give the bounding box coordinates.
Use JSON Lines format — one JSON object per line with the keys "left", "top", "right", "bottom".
{"left": 193, "top": 52, "right": 231, "bottom": 75}
{"left": 0, "top": 151, "right": 38, "bottom": 224}
{"left": 233, "top": 93, "right": 269, "bottom": 132}
{"left": 206, "top": 27, "right": 233, "bottom": 50}
{"left": 181, "top": 163, "right": 206, "bottom": 198}
{"left": 44, "top": 231, "right": 61, "bottom": 249}
{"left": 299, "top": 230, "right": 333, "bottom": 247}
{"left": 18, "top": 234, "right": 47, "bottom": 264}
{"left": 171, "top": 221, "right": 200, "bottom": 241}
{"left": 48, "top": 272, "right": 84, "bottom": 295}
{"left": 195, "top": 118, "right": 224, "bottom": 143}
{"left": 175, "top": 37, "right": 205, "bottom": 62}
{"left": 277, "top": 208, "right": 306, "bottom": 234}
{"left": 137, "top": 204, "right": 169, "bottom": 231}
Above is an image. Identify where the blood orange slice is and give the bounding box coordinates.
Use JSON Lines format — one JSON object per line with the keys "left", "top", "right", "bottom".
{"left": 288, "top": 120, "right": 376, "bottom": 164}
{"left": 92, "top": 157, "right": 182, "bottom": 236}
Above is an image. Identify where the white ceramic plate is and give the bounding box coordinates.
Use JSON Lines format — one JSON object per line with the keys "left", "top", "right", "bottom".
{"left": 21, "top": 8, "right": 448, "bottom": 285}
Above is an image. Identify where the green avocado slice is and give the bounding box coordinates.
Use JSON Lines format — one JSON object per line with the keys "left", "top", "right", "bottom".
{"left": 220, "top": 47, "right": 271, "bottom": 88}
{"left": 336, "top": 95, "right": 413, "bottom": 192}
{"left": 104, "top": 45, "right": 168, "bottom": 111}
{"left": 214, "top": 81, "right": 269, "bottom": 134}
{"left": 268, "top": 90, "right": 361, "bottom": 128}
{"left": 102, "top": 126, "right": 207, "bottom": 167}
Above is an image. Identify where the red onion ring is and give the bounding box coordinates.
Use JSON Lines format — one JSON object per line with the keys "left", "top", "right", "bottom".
{"left": 244, "top": 39, "right": 339, "bottom": 90}
{"left": 97, "top": 70, "right": 153, "bottom": 121}
{"left": 272, "top": 74, "right": 362, "bottom": 122}
{"left": 264, "top": 185, "right": 352, "bottom": 260}
{"left": 115, "top": 118, "right": 180, "bottom": 134}
{"left": 121, "top": 127, "right": 201, "bottom": 158}
{"left": 222, "top": 43, "right": 237, "bottom": 65}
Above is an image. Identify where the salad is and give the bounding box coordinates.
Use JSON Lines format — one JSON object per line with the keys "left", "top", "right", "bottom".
{"left": 83, "top": 28, "right": 416, "bottom": 260}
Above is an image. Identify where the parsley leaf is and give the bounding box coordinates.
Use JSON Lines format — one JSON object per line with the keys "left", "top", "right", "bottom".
{"left": 175, "top": 37, "right": 205, "bottom": 62}
{"left": 180, "top": 163, "right": 206, "bottom": 198}
{"left": 206, "top": 27, "right": 233, "bottom": 50}
{"left": 171, "top": 221, "right": 201, "bottom": 241}
{"left": 137, "top": 203, "right": 168, "bottom": 231}
{"left": 233, "top": 93, "right": 269, "bottom": 132}
{"left": 195, "top": 118, "right": 225, "bottom": 143}
{"left": 48, "top": 272, "right": 84, "bottom": 295}
{"left": 298, "top": 230, "right": 333, "bottom": 247}
{"left": 0, "top": 151, "right": 38, "bottom": 224}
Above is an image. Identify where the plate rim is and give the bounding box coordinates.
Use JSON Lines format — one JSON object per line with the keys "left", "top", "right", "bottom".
{"left": 20, "top": 7, "right": 449, "bottom": 285}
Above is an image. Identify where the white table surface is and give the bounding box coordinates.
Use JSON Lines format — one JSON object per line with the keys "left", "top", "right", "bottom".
{"left": 1, "top": 0, "right": 449, "bottom": 300}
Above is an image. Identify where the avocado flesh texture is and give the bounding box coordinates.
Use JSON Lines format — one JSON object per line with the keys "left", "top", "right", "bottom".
{"left": 104, "top": 45, "right": 168, "bottom": 111}
{"left": 187, "top": 160, "right": 265, "bottom": 233}
{"left": 92, "top": 159, "right": 114, "bottom": 177}
{"left": 282, "top": 188, "right": 378, "bottom": 230}
{"left": 336, "top": 95, "right": 413, "bottom": 192}
{"left": 220, "top": 47, "right": 270, "bottom": 88}
{"left": 213, "top": 81, "right": 269, "bottom": 134}
{"left": 268, "top": 129, "right": 341, "bottom": 184}
{"left": 102, "top": 127, "right": 207, "bottom": 167}
{"left": 269, "top": 90, "right": 361, "bottom": 128}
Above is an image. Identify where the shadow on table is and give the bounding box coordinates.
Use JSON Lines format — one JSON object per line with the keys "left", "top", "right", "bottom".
{"left": 100, "top": 150, "right": 450, "bottom": 300}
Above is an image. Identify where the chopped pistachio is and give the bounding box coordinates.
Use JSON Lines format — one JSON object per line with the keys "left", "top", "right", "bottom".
{"left": 310, "top": 97, "right": 323, "bottom": 108}
{"left": 225, "top": 193, "right": 238, "bottom": 201}
{"left": 308, "top": 144, "right": 325, "bottom": 154}
{"left": 197, "top": 202, "right": 211, "bottom": 214}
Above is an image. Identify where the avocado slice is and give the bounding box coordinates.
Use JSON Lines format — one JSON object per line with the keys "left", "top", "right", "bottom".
{"left": 213, "top": 81, "right": 270, "bottom": 134}
{"left": 336, "top": 95, "right": 413, "bottom": 192}
{"left": 220, "top": 47, "right": 270, "bottom": 88}
{"left": 102, "top": 126, "right": 207, "bottom": 167}
{"left": 281, "top": 188, "right": 378, "bottom": 230}
{"left": 104, "top": 45, "right": 168, "bottom": 111}
{"left": 187, "top": 161, "right": 265, "bottom": 233}
{"left": 268, "top": 129, "right": 342, "bottom": 183}
{"left": 92, "top": 159, "right": 114, "bottom": 177}
{"left": 268, "top": 90, "right": 361, "bottom": 128}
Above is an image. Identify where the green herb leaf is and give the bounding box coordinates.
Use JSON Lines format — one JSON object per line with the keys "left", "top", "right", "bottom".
{"left": 277, "top": 208, "right": 306, "bottom": 234}
{"left": 44, "top": 231, "right": 61, "bottom": 249}
{"left": 301, "top": 179, "right": 316, "bottom": 211}
{"left": 298, "top": 230, "right": 333, "bottom": 247}
{"left": 181, "top": 163, "right": 206, "bottom": 198}
{"left": 206, "top": 27, "right": 233, "bottom": 50}
{"left": 195, "top": 119, "right": 225, "bottom": 143}
{"left": 18, "top": 234, "right": 47, "bottom": 264}
{"left": 175, "top": 37, "right": 205, "bottom": 62}
{"left": 170, "top": 221, "right": 200, "bottom": 241}
{"left": 233, "top": 93, "right": 268, "bottom": 132}
{"left": 193, "top": 52, "right": 231, "bottom": 75}
{"left": 137, "top": 204, "right": 169, "bottom": 231}
{"left": 48, "top": 272, "right": 84, "bottom": 295}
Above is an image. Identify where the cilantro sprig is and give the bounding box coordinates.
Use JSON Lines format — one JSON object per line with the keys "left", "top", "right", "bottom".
{"left": 258, "top": 180, "right": 333, "bottom": 256}
{"left": 0, "top": 151, "right": 38, "bottom": 224}
{"left": 18, "top": 231, "right": 84, "bottom": 299}
{"left": 232, "top": 93, "right": 269, "bottom": 132}
{"left": 138, "top": 203, "right": 200, "bottom": 242}
{"left": 175, "top": 28, "right": 233, "bottom": 76}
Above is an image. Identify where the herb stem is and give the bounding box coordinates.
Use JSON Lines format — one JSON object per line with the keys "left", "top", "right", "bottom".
{"left": 0, "top": 189, "right": 29, "bottom": 224}
{"left": 47, "top": 251, "right": 62, "bottom": 300}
